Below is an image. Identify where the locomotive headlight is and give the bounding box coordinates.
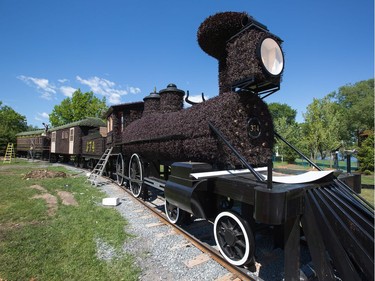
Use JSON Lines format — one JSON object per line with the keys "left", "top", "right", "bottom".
{"left": 259, "top": 37, "right": 284, "bottom": 76}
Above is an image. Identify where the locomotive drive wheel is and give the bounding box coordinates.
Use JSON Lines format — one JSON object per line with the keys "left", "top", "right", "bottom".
{"left": 214, "top": 211, "right": 255, "bottom": 266}
{"left": 128, "top": 154, "right": 144, "bottom": 197}
{"left": 116, "top": 153, "right": 125, "bottom": 186}
{"left": 164, "top": 200, "right": 188, "bottom": 225}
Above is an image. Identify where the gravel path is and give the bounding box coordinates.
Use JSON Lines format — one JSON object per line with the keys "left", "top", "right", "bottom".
{"left": 94, "top": 179, "right": 237, "bottom": 281}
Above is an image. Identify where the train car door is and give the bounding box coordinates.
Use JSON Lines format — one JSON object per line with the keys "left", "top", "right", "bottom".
{"left": 51, "top": 131, "right": 56, "bottom": 153}
{"left": 69, "top": 128, "right": 74, "bottom": 154}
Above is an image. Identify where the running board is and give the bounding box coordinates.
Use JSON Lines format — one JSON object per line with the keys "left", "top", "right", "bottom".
{"left": 144, "top": 177, "right": 166, "bottom": 191}
{"left": 190, "top": 167, "right": 267, "bottom": 179}
{"left": 191, "top": 168, "right": 334, "bottom": 184}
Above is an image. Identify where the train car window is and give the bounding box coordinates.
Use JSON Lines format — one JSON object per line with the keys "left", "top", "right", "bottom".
{"left": 51, "top": 131, "right": 56, "bottom": 142}
{"left": 107, "top": 116, "right": 113, "bottom": 132}
{"left": 69, "top": 128, "right": 74, "bottom": 141}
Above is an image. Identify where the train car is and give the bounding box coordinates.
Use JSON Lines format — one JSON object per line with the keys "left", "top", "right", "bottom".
{"left": 104, "top": 11, "right": 374, "bottom": 280}
{"left": 49, "top": 117, "right": 106, "bottom": 165}
{"left": 16, "top": 129, "right": 50, "bottom": 160}
{"left": 80, "top": 126, "right": 107, "bottom": 168}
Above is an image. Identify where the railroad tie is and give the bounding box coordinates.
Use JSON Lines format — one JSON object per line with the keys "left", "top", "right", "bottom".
{"left": 184, "top": 253, "right": 210, "bottom": 268}
{"left": 215, "top": 273, "right": 242, "bottom": 281}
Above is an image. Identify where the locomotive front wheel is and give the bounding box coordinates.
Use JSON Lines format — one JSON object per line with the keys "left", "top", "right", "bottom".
{"left": 116, "top": 153, "right": 125, "bottom": 186}
{"left": 165, "top": 200, "right": 188, "bottom": 225}
{"left": 214, "top": 211, "right": 255, "bottom": 266}
{"left": 128, "top": 153, "right": 144, "bottom": 197}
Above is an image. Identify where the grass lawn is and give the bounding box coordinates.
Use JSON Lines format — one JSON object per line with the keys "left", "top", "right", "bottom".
{"left": 0, "top": 160, "right": 140, "bottom": 281}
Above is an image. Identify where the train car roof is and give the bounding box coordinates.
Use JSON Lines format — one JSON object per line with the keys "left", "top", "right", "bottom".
{"left": 48, "top": 117, "right": 106, "bottom": 132}
{"left": 105, "top": 101, "right": 144, "bottom": 117}
{"left": 16, "top": 129, "right": 45, "bottom": 137}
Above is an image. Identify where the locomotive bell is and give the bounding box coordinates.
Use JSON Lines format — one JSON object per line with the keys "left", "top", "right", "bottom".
{"left": 198, "top": 12, "right": 284, "bottom": 95}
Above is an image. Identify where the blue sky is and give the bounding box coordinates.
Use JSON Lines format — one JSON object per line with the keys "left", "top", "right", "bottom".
{"left": 0, "top": 0, "right": 373, "bottom": 127}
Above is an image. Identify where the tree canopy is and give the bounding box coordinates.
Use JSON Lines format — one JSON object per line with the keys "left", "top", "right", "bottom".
{"left": 268, "top": 103, "right": 299, "bottom": 163}
{"left": 49, "top": 89, "right": 108, "bottom": 127}
{"left": 0, "top": 101, "right": 28, "bottom": 149}
{"left": 328, "top": 79, "right": 374, "bottom": 145}
{"left": 268, "top": 103, "right": 297, "bottom": 125}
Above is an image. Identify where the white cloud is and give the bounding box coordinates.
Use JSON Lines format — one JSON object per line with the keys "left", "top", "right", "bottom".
{"left": 17, "top": 74, "right": 140, "bottom": 104}
{"left": 129, "top": 86, "right": 141, "bottom": 94}
{"left": 17, "top": 75, "right": 56, "bottom": 100}
{"left": 76, "top": 75, "right": 141, "bottom": 104}
{"left": 39, "top": 112, "right": 49, "bottom": 118}
{"left": 34, "top": 112, "right": 49, "bottom": 122}
{"left": 60, "top": 86, "right": 76, "bottom": 97}
{"left": 108, "top": 93, "right": 121, "bottom": 104}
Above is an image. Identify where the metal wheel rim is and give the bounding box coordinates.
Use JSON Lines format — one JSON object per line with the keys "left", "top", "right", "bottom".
{"left": 165, "top": 200, "right": 180, "bottom": 224}
{"left": 214, "top": 211, "right": 252, "bottom": 266}
{"left": 128, "top": 154, "right": 143, "bottom": 197}
{"left": 116, "top": 153, "right": 124, "bottom": 186}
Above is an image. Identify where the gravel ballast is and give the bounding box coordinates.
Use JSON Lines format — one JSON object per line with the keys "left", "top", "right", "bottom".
{"left": 95, "top": 180, "right": 234, "bottom": 281}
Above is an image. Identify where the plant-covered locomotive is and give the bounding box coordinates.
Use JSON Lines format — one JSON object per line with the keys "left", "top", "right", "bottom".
{"left": 105, "top": 11, "right": 374, "bottom": 280}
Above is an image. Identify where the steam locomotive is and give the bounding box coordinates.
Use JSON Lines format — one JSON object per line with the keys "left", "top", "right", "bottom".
{"left": 16, "top": 11, "right": 374, "bottom": 281}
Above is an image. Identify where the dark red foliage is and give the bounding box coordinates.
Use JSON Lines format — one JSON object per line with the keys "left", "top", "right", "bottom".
{"left": 122, "top": 91, "right": 273, "bottom": 167}
{"left": 197, "top": 12, "right": 248, "bottom": 59}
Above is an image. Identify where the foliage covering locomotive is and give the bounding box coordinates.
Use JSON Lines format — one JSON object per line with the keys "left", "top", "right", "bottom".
{"left": 15, "top": 11, "right": 374, "bottom": 281}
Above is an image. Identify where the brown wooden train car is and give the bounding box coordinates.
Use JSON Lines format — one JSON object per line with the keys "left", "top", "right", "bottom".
{"left": 49, "top": 117, "right": 106, "bottom": 164}
{"left": 80, "top": 127, "right": 107, "bottom": 168}
{"left": 16, "top": 129, "right": 50, "bottom": 160}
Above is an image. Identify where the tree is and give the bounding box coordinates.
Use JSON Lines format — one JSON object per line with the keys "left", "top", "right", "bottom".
{"left": 268, "top": 103, "right": 299, "bottom": 163}
{"left": 357, "top": 133, "right": 374, "bottom": 172}
{"left": 328, "top": 79, "right": 374, "bottom": 146}
{"left": 49, "top": 89, "right": 108, "bottom": 126}
{"left": 0, "top": 101, "right": 28, "bottom": 149}
{"left": 268, "top": 103, "right": 297, "bottom": 125}
{"left": 302, "top": 97, "right": 341, "bottom": 160}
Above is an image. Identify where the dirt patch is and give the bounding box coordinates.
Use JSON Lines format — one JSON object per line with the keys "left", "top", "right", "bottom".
{"left": 28, "top": 184, "right": 47, "bottom": 193}
{"left": 23, "top": 169, "right": 67, "bottom": 180}
{"left": 32, "top": 193, "right": 58, "bottom": 216}
{"left": 57, "top": 190, "right": 78, "bottom": 206}
{"left": 29, "top": 185, "right": 78, "bottom": 216}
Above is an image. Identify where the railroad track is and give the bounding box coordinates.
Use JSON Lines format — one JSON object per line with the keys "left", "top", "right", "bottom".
{"left": 120, "top": 186, "right": 259, "bottom": 281}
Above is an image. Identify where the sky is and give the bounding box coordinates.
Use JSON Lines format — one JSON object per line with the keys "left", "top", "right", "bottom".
{"left": 0, "top": 0, "right": 373, "bottom": 127}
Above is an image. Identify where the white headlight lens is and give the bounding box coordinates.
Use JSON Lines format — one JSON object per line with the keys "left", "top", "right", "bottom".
{"left": 260, "top": 38, "right": 284, "bottom": 76}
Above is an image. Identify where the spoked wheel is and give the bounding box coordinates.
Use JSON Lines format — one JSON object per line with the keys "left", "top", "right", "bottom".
{"left": 116, "top": 153, "right": 125, "bottom": 186}
{"left": 165, "top": 200, "right": 188, "bottom": 225}
{"left": 214, "top": 211, "right": 255, "bottom": 266}
{"left": 128, "top": 153, "right": 144, "bottom": 197}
